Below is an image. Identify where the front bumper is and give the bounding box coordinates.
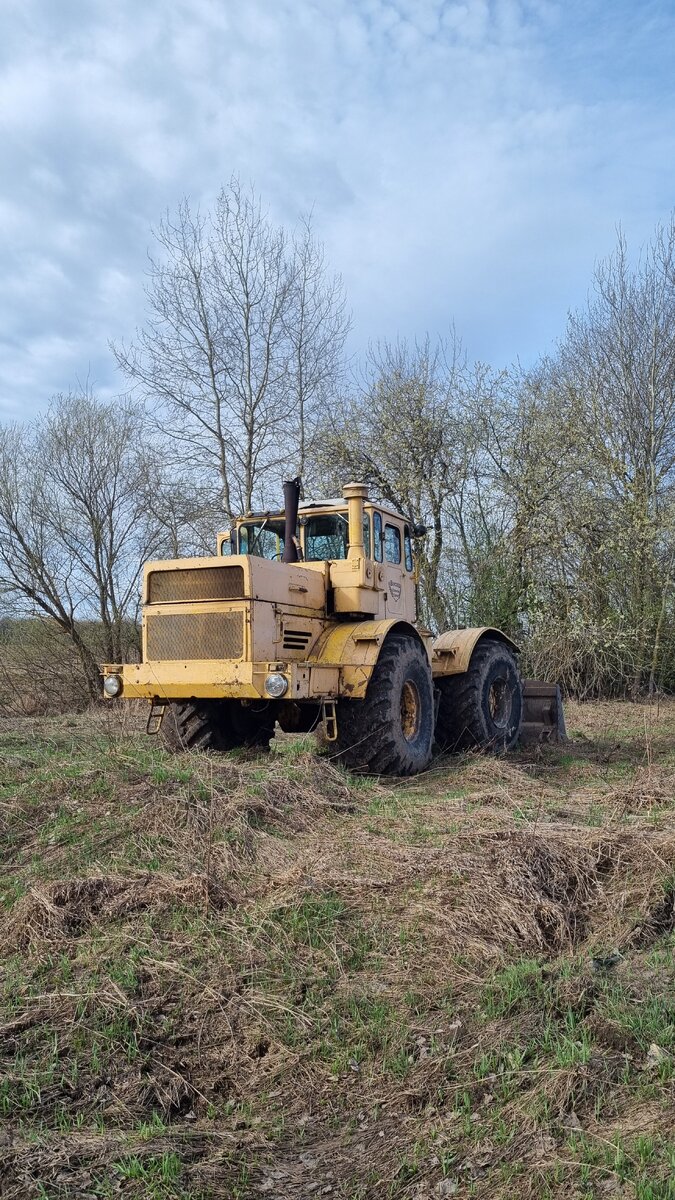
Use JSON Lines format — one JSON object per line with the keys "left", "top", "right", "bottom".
{"left": 101, "top": 659, "right": 342, "bottom": 702}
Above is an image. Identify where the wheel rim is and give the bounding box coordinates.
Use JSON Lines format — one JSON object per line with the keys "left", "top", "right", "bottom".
{"left": 487, "top": 676, "right": 510, "bottom": 729}
{"left": 400, "top": 680, "right": 421, "bottom": 741}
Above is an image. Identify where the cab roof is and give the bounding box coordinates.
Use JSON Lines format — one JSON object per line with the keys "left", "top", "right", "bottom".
{"left": 238, "top": 497, "right": 406, "bottom": 521}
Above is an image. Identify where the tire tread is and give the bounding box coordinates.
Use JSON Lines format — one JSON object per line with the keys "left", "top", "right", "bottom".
{"left": 435, "top": 639, "right": 522, "bottom": 752}
{"left": 162, "top": 700, "right": 275, "bottom": 754}
{"left": 334, "top": 632, "right": 434, "bottom": 775}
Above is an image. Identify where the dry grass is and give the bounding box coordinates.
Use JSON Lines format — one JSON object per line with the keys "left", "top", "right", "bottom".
{"left": 1, "top": 699, "right": 674, "bottom": 1198}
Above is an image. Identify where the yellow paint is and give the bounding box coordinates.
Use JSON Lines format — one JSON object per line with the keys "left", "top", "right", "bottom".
{"left": 431, "top": 626, "right": 519, "bottom": 676}
{"left": 102, "top": 617, "right": 424, "bottom": 702}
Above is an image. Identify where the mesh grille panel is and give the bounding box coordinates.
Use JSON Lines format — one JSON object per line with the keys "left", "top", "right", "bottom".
{"left": 148, "top": 566, "right": 245, "bottom": 603}
{"left": 146, "top": 612, "right": 244, "bottom": 661}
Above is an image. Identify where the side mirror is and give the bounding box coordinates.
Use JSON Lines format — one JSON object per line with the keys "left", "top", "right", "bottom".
{"left": 412, "top": 523, "right": 427, "bottom": 538}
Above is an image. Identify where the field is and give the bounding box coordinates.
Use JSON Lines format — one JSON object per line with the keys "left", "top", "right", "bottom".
{"left": 1, "top": 701, "right": 674, "bottom": 1199}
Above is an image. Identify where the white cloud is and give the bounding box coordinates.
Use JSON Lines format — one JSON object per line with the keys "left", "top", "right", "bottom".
{"left": 0, "top": 0, "right": 674, "bottom": 417}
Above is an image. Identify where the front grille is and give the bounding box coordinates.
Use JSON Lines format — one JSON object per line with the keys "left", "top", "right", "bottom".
{"left": 146, "top": 612, "right": 244, "bottom": 661}
{"left": 148, "top": 566, "right": 245, "bottom": 603}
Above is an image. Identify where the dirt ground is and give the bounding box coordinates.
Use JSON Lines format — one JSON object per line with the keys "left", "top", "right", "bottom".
{"left": 1, "top": 699, "right": 674, "bottom": 1198}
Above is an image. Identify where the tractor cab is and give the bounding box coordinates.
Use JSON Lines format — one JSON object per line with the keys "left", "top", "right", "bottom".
{"left": 218, "top": 498, "right": 413, "bottom": 570}
{"left": 217, "top": 493, "right": 418, "bottom": 623}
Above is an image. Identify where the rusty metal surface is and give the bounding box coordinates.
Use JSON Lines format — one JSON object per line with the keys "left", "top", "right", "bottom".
{"left": 520, "top": 680, "right": 567, "bottom": 744}
{"left": 146, "top": 611, "right": 244, "bottom": 661}
{"left": 431, "top": 627, "right": 520, "bottom": 676}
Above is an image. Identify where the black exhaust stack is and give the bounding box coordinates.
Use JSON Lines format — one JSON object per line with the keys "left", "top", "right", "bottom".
{"left": 281, "top": 477, "right": 301, "bottom": 563}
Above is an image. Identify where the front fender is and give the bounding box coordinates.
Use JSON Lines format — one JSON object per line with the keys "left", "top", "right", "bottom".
{"left": 431, "top": 626, "right": 519, "bottom": 677}
{"left": 308, "top": 619, "right": 428, "bottom": 699}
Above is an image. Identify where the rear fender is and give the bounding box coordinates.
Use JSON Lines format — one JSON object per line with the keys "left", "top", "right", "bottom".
{"left": 431, "top": 626, "right": 519, "bottom": 677}
{"left": 308, "top": 619, "right": 429, "bottom": 699}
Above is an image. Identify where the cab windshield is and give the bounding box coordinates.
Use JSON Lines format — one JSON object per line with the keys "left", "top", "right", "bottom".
{"left": 238, "top": 520, "right": 285, "bottom": 559}
{"left": 304, "top": 513, "right": 371, "bottom": 561}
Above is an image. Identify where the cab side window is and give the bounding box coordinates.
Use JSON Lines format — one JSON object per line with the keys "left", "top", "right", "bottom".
{"left": 384, "top": 523, "right": 401, "bottom": 564}
{"left": 404, "top": 525, "right": 413, "bottom": 572}
{"left": 373, "top": 511, "right": 383, "bottom": 562}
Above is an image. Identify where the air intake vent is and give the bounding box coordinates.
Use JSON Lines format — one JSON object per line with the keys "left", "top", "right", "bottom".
{"left": 148, "top": 565, "right": 244, "bottom": 603}
{"left": 282, "top": 629, "right": 314, "bottom": 651}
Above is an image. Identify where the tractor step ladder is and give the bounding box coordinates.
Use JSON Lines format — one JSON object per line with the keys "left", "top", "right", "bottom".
{"left": 322, "top": 700, "right": 338, "bottom": 742}
{"left": 146, "top": 701, "right": 167, "bottom": 735}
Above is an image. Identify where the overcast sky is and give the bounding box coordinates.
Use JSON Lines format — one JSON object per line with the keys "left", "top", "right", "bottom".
{"left": 1, "top": 0, "right": 674, "bottom": 419}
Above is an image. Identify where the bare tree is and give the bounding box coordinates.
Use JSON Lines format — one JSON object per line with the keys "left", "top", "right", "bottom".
{"left": 559, "top": 219, "right": 675, "bottom": 692}
{"left": 461, "top": 361, "right": 589, "bottom": 629}
{"left": 311, "top": 334, "right": 483, "bottom": 630}
{"left": 465, "top": 219, "right": 675, "bottom": 695}
{"left": 115, "top": 179, "right": 349, "bottom": 517}
{"left": 0, "top": 421, "right": 105, "bottom": 694}
{"left": 285, "top": 217, "right": 350, "bottom": 476}
{"left": 0, "top": 391, "right": 180, "bottom": 699}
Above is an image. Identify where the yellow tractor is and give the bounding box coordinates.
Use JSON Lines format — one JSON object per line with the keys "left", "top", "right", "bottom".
{"left": 101, "top": 479, "right": 565, "bottom": 774}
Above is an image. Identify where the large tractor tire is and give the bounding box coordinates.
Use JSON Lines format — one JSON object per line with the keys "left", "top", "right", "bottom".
{"left": 334, "top": 631, "right": 434, "bottom": 775}
{"left": 162, "top": 699, "right": 277, "bottom": 754}
{"left": 435, "top": 638, "right": 522, "bottom": 753}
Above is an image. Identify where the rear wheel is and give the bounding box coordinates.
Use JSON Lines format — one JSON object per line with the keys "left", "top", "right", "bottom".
{"left": 334, "top": 632, "right": 434, "bottom": 775}
{"left": 161, "top": 699, "right": 278, "bottom": 753}
{"left": 435, "top": 639, "right": 522, "bottom": 753}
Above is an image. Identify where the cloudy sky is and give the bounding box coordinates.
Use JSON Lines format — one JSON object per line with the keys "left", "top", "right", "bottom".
{"left": 1, "top": 0, "right": 674, "bottom": 419}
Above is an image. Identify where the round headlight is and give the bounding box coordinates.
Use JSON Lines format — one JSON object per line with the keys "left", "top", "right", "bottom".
{"left": 103, "top": 674, "right": 122, "bottom": 697}
{"left": 264, "top": 672, "right": 288, "bottom": 698}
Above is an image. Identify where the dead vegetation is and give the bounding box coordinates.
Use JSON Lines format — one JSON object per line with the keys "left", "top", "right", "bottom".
{"left": 1, "top": 701, "right": 675, "bottom": 1198}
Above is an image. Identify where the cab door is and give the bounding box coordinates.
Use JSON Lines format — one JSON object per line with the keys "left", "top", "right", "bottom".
{"left": 374, "top": 513, "right": 412, "bottom": 619}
